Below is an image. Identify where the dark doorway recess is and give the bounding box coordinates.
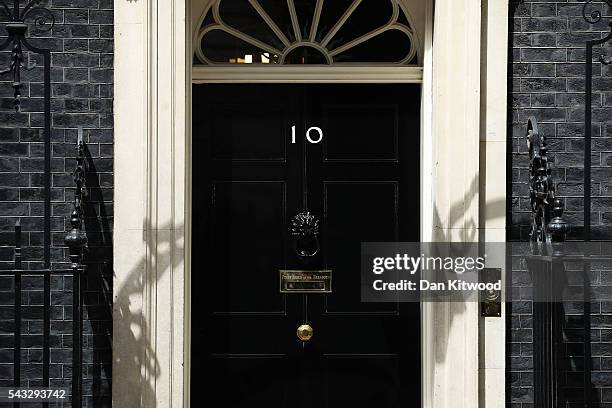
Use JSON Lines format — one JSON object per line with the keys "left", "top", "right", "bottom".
{"left": 191, "top": 84, "right": 421, "bottom": 407}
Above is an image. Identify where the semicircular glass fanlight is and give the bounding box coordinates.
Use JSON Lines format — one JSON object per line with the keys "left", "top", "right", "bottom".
{"left": 194, "top": 0, "right": 419, "bottom": 66}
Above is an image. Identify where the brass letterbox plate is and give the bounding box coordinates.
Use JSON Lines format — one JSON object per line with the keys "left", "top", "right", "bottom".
{"left": 279, "top": 270, "right": 332, "bottom": 293}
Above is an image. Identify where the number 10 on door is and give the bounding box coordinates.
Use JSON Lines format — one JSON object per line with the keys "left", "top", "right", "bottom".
{"left": 291, "top": 125, "right": 324, "bottom": 144}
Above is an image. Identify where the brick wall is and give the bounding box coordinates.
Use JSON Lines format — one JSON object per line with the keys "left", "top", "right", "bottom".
{"left": 510, "top": 1, "right": 612, "bottom": 406}
{"left": 0, "top": 0, "right": 113, "bottom": 406}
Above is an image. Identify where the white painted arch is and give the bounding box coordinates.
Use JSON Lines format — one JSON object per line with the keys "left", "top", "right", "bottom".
{"left": 112, "top": 0, "right": 508, "bottom": 406}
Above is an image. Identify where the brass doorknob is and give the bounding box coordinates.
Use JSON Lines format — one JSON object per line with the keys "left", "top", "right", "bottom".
{"left": 297, "top": 324, "right": 313, "bottom": 342}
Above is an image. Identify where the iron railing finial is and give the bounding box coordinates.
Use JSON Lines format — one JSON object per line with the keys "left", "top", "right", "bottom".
{"left": 64, "top": 127, "right": 88, "bottom": 269}
{"left": 0, "top": 0, "right": 54, "bottom": 111}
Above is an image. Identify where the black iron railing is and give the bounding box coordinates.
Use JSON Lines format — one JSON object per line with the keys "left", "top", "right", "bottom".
{"left": 0, "top": 2, "right": 89, "bottom": 406}
{"left": 525, "top": 114, "right": 605, "bottom": 406}
{"left": 525, "top": 116, "right": 570, "bottom": 407}
{"left": 524, "top": 3, "right": 612, "bottom": 405}
{"left": 0, "top": 0, "right": 54, "bottom": 266}
{"left": 0, "top": 127, "right": 88, "bottom": 406}
{"left": 1, "top": 223, "right": 83, "bottom": 407}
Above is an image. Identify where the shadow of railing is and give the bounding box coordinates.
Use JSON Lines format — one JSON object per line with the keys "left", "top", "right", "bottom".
{"left": 82, "top": 145, "right": 113, "bottom": 407}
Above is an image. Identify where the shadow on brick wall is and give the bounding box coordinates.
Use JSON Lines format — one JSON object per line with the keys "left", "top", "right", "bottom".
{"left": 83, "top": 146, "right": 112, "bottom": 407}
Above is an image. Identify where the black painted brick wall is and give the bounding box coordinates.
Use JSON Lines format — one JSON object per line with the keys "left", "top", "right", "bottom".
{"left": 510, "top": 1, "right": 612, "bottom": 407}
{"left": 0, "top": 1, "right": 113, "bottom": 406}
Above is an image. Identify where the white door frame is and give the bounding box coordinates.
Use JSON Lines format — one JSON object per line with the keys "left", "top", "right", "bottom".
{"left": 189, "top": 1, "right": 435, "bottom": 406}
{"left": 112, "top": 0, "right": 507, "bottom": 407}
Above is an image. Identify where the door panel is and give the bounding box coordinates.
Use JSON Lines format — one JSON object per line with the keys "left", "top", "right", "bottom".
{"left": 193, "top": 83, "right": 420, "bottom": 408}
{"left": 210, "top": 181, "right": 287, "bottom": 313}
{"left": 192, "top": 85, "right": 301, "bottom": 407}
{"left": 322, "top": 104, "right": 399, "bottom": 161}
{"left": 210, "top": 357, "right": 290, "bottom": 405}
{"left": 209, "top": 104, "right": 288, "bottom": 160}
{"left": 324, "top": 356, "right": 401, "bottom": 407}
{"left": 323, "top": 182, "right": 399, "bottom": 313}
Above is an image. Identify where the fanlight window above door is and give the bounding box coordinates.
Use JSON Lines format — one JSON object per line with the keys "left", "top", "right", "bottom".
{"left": 194, "top": 0, "right": 420, "bottom": 66}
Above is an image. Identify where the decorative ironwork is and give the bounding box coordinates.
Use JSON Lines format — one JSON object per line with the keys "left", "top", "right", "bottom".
{"left": 525, "top": 117, "right": 572, "bottom": 407}
{"left": 548, "top": 198, "right": 570, "bottom": 244}
{"left": 526, "top": 116, "right": 563, "bottom": 407}
{"left": 528, "top": 116, "right": 555, "bottom": 243}
{"left": 583, "top": 0, "right": 612, "bottom": 24}
{"left": 290, "top": 211, "right": 320, "bottom": 258}
{"left": 527, "top": 116, "right": 570, "bottom": 246}
{"left": 585, "top": 26, "right": 612, "bottom": 242}
{"left": 582, "top": 3, "right": 612, "bottom": 238}
{"left": 0, "top": 2, "right": 83, "bottom": 405}
{"left": 0, "top": 0, "right": 53, "bottom": 267}
{"left": 526, "top": 9, "right": 612, "bottom": 406}
{"left": 290, "top": 211, "right": 320, "bottom": 237}
{"left": 64, "top": 127, "right": 88, "bottom": 269}
{"left": 576, "top": 21, "right": 612, "bottom": 406}
{"left": 0, "top": 0, "right": 55, "bottom": 111}
{"left": 2, "top": 223, "right": 84, "bottom": 407}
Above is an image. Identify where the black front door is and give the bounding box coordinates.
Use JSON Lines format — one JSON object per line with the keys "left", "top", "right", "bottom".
{"left": 192, "top": 84, "right": 421, "bottom": 407}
